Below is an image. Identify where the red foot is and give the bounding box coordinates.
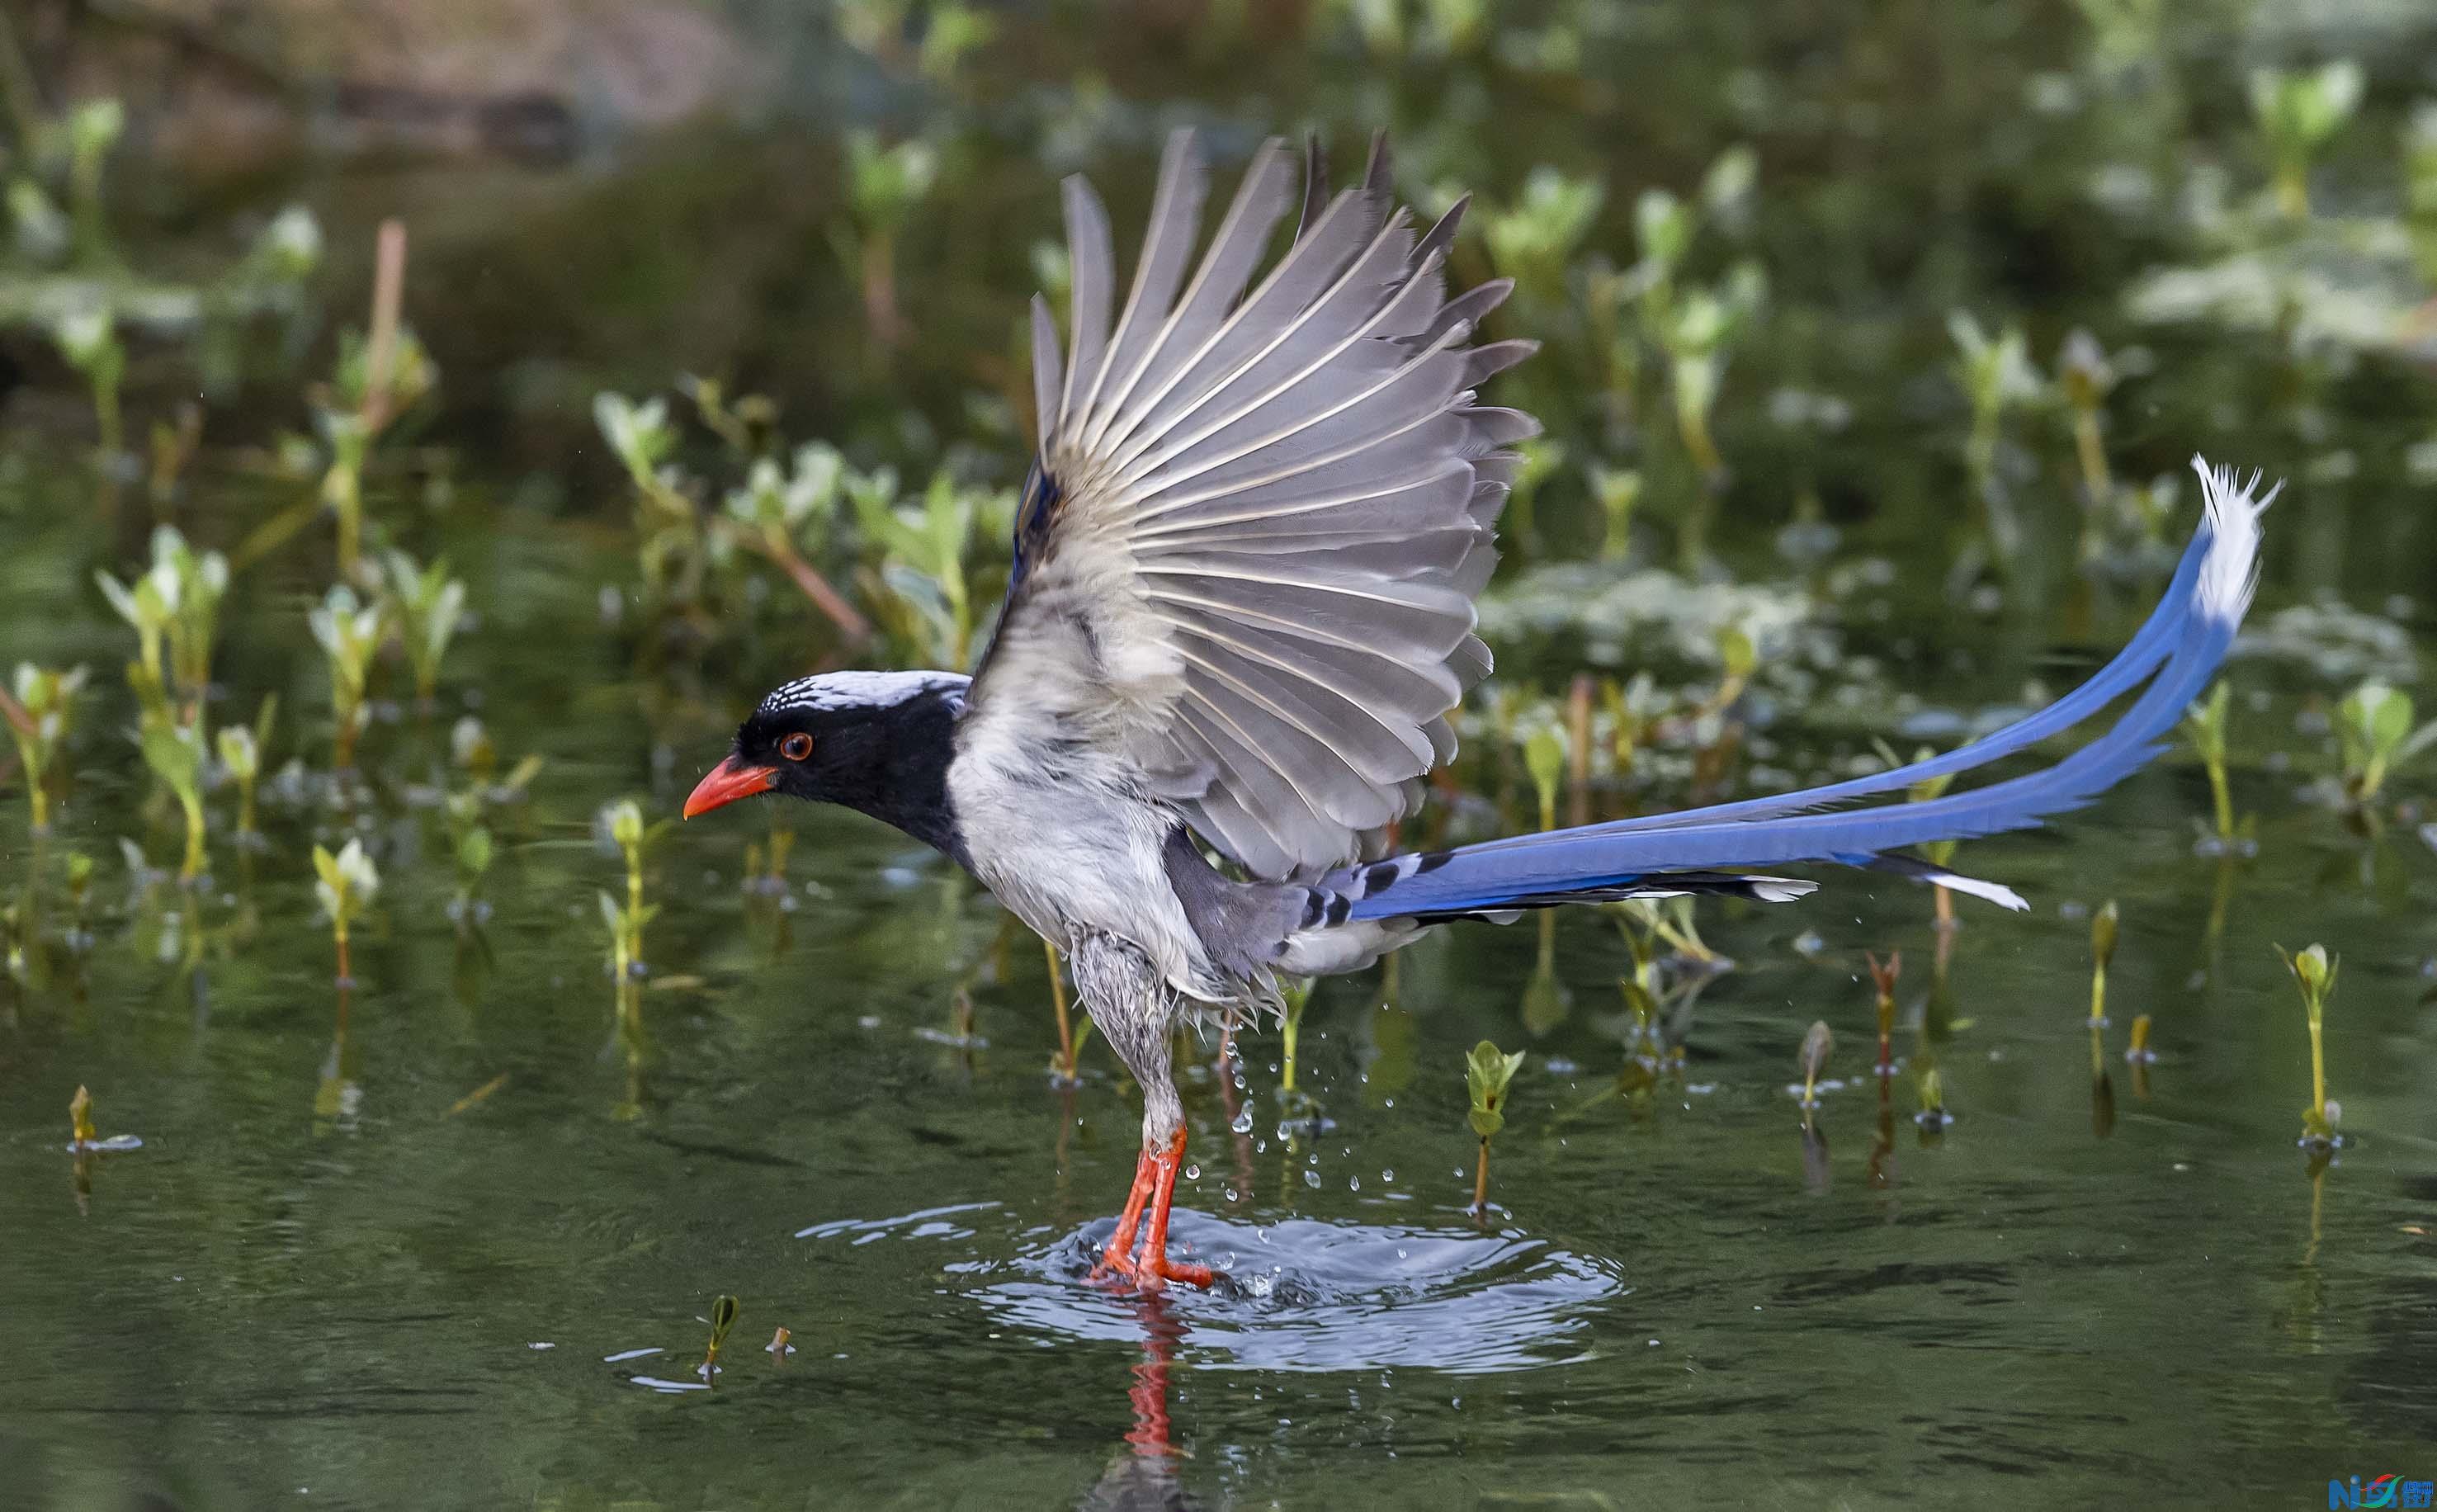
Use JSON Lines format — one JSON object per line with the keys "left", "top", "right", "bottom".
{"left": 1093, "top": 1128, "right": 1219, "bottom": 1292}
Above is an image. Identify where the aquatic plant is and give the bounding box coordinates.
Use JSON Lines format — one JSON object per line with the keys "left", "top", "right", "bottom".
{"left": 451, "top": 824, "right": 494, "bottom": 928}
{"left": 139, "top": 721, "right": 209, "bottom": 884}
{"left": 51, "top": 303, "right": 124, "bottom": 458}
{"left": 722, "top": 440, "right": 867, "bottom": 639}
{"left": 1797, "top": 1019, "right": 1832, "bottom": 1110}
{"left": 2088, "top": 900, "right": 2118, "bottom": 1028}
{"left": 601, "top": 800, "right": 668, "bottom": 976}
{"left": 2127, "top": 1013, "right": 2156, "bottom": 1066}
{"left": 1660, "top": 263, "right": 1765, "bottom": 497}
{"left": 308, "top": 585, "right": 385, "bottom": 770}
{"left": 215, "top": 696, "right": 276, "bottom": 844}
{"left": 1589, "top": 464, "right": 1641, "bottom": 561}
{"left": 1948, "top": 311, "right": 2041, "bottom": 565}
{"left": 2275, "top": 943, "right": 2340, "bottom": 1148}
{"left": 2182, "top": 681, "right": 2243, "bottom": 846}
{"left": 2056, "top": 328, "right": 2115, "bottom": 501}
{"left": 701, "top": 1294, "right": 740, "bottom": 1382}
{"left": 595, "top": 391, "right": 702, "bottom": 606}
{"left": 380, "top": 550, "right": 468, "bottom": 708}
{"left": 1277, "top": 975, "right": 1315, "bottom": 1105}
{"left": 848, "top": 466, "right": 1008, "bottom": 668}
{"left": 1042, "top": 940, "right": 1091, "bottom": 1085}
{"left": 1867, "top": 951, "right": 1901, "bottom": 1075}
{"left": 838, "top": 131, "right": 939, "bottom": 348}
{"left": 2334, "top": 679, "right": 2437, "bottom": 809}
{"left": 1523, "top": 721, "right": 1566, "bottom": 832}
{"left": 3, "top": 664, "right": 87, "bottom": 833}
{"left": 1900, "top": 749, "right": 1963, "bottom": 929}
{"left": 314, "top": 221, "right": 427, "bottom": 580}
{"left": 1915, "top": 1065, "right": 1952, "bottom": 1132}
{"left": 1466, "top": 1039, "right": 1525, "bottom": 1216}
{"left": 1481, "top": 165, "right": 1605, "bottom": 307}
{"left": 312, "top": 839, "right": 379, "bottom": 986}
{"left": 96, "top": 531, "right": 228, "bottom": 725}
{"left": 2250, "top": 62, "right": 2363, "bottom": 218}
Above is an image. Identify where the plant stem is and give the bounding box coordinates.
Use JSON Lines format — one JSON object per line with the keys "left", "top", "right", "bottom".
{"left": 334, "top": 925, "right": 351, "bottom": 986}
{"left": 1045, "top": 937, "right": 1076, "bottom": 1080}
{"left": 2206, "top": 755, "right": 2234, "bottom": 841}
{"left": 180, "top": 797, "right": 205, "bottom": 882}
{"left": 2306, "top": 998, "right": 2326, "bottom": 1127}
{"left": 1472, "top": 1137, "right": 1490, "bottom": 1216}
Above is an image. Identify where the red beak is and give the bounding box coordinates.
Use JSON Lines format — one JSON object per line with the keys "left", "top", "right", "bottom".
{"left": 682, "top": 757, "right": 777, "bottom": 820}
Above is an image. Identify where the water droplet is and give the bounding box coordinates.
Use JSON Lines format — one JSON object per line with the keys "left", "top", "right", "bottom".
{"left": 1183, "top": 1164, "right": 1201, "bottom": 1179}
{"left": 1348, "top": 1175, "right": 1361, "bottom": 1191}
{"left": 1223, "top": 1187, "right": 1240, "bottom": 1203}
{"left": 1302, "top": 1169, "right": 1321, "bottom": 1188}
{"left": 1381, "top": 1169, "right": 1395, "bottom": 1184}
{"left": 1231, "top": 1108, "right": 1254, "bottom": 1134}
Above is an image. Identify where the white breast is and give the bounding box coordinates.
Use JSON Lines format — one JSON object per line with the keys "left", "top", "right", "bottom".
{"left": 949, "top": 702, "right": 1226, "bottom": 1004}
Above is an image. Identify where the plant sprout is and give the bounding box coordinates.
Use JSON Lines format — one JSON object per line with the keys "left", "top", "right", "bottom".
{"left": 2182, "top": 681, "right": 2243, "bottom": 847}
{"left": 702, "top": 1294, "right": 741, "bottom": 1382}
{"left": 139, "top": 721, "right": 209, "bottom": 883}
{"left": 1866, "top": 950, "right": 1901, "bottom": 1075}
{"left": 381, "top": 550, "right": 468, "bottom": 707}
{"left": 601, "top": 800, "right": 668, "bottom": 977}
{"left": 309, "top": 585, "right": 384, "bottom": 769}
{"left": 1481, "top": 165, "right": 1605, "bottom": 306}
{"left": 312, "top": 839, "right": 379, "bottom": 985}
{"left": 4, "top": 664, "right": 87, "bottom": 833}
{"left": 1797, "top": 1019, "right": 1833, "bottom": 1110}
{"left": 1915, "top": 1065, "right": 1952, "bottom": 1132}
{"left": 722, "top": 440, "right": 867, "bottom": 639}
{"left": 1523, "top": 722, "right": 1566, "bottom": 832}
{"left": 215, "top": 695, "right": 276, "bottom": 844}
{"left": 2276, "top": 943, "right": 2340, "bottom": 1148}
{"left": 1466, "top": 1040, "right": 1525, "bottom": 1216}
{"left": 2088, "top": 900, "right": 2118, "bottom": 1028}
{"left": 1589, "top": 464, "right": 1641, "bottom": 561}
{"left": 1948, "top": 311, "right": 2041, "bottom": 563}
{"left": 1041, "top": 940, "right": 1091, "bottom": 1085}
{"left": 2057, "top": 328, "right": 2117, "bottom": 501}
{"left": 315, "top": 221, "right": 427, "bottom": 579}
{"left": 838, "top": 131, "right": 939, "bottom": 347}
{"left": 52, "top": 304, "right": 125, "bottom": 457}
{"left": 849, "top": 467, "right": 999, "bottom": 668}
{"left": 2250, "top": 62, "right": 2364, "bottom": 218}
{"left": 2335, "top": 679, "right": 2437, "bottom": 809}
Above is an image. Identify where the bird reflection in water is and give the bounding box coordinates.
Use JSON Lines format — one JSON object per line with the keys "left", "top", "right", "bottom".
{"left": 1076, "top": 1294, "right": 1200, "bottom": 1512}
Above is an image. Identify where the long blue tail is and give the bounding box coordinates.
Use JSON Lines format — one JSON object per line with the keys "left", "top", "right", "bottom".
{"left": 1320, "top": 458, "right": 2272, "bottom": 924}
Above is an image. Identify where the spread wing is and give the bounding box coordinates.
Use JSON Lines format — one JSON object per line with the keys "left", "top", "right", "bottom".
{"left": 966, "top": 130, "right": 1536, "bottom": 880}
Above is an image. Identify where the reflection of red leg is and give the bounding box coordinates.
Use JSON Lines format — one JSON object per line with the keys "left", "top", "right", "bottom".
{"left": 1135, "top": 1128, "right": 1215, "bottom": 1291}
{"left": 1098, "top": 1148, "right": 1159, "bottom": 1274}
{"left": 1122, "top": 1295, "right": 1186, "bottom": 1458}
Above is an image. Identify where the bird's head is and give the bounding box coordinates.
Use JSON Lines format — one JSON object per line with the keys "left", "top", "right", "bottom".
{"left": 682, "top": 671, "right": 971, "bottom": 853}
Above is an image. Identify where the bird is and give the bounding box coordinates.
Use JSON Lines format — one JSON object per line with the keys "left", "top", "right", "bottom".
{"left": 682, "top": 130, "right": 2273, "bottom": 1292}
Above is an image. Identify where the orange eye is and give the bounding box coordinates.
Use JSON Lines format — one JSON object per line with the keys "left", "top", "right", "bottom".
{"left": 779, "top": 732, "right": 814, "bottom": 762}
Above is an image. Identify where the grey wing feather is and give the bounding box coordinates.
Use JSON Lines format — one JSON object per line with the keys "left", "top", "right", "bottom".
{"left": 971, "top": 130, "right": 1537, "bottom": 878}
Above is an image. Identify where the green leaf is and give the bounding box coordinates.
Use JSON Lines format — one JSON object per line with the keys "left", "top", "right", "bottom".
{"left": 1466, "top": 1039, "right": 1525, "bottom": 1138}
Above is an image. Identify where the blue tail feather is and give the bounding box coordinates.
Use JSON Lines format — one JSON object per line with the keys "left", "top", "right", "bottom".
{"left": 1328, "top": 458, "right": 2271, "bottom": 924}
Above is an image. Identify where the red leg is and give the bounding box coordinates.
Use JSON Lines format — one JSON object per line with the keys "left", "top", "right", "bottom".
{"left": 1096, "top": 1148, "right": 1160, "bottom": 1274}
{"left": 1133, "top": 1127, "right": 1215, "bottom": 1291}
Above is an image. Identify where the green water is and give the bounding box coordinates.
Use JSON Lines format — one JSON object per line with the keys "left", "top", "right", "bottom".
{"left": 7, "top": 2, "right": 2437, "bottom": 1506}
